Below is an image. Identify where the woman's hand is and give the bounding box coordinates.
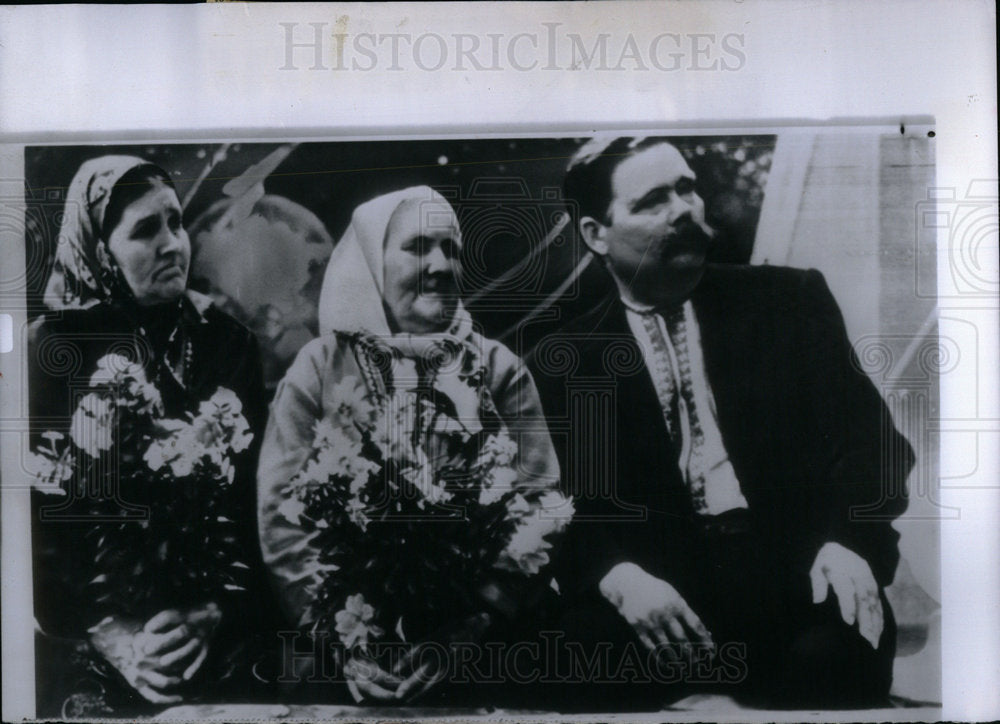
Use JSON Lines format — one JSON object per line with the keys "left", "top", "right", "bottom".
{"left": 87, "top": 602, "right": 222, "bottom": 705}
{"left": 391, "top": 612, "right": 493, "bottom": 702}
{"left": 343, "top": 655, "right": 405, "bottom": 702}
{"left": 88, "top": 615, "right": 184, "bottom": 704}
{"left": 344, "top": 612, "right": 493, "bottom": 704}
{"left": 140, "top": 602, "right": 223, "bottom": 681}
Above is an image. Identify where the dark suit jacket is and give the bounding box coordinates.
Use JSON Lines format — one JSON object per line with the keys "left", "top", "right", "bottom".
{"left": 528, "top": 265, "right": 913, "bottom": 602}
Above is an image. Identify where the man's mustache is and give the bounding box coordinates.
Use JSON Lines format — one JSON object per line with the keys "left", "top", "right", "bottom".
{"left": 664, "top": 216, "right": 713, "bottom": 249}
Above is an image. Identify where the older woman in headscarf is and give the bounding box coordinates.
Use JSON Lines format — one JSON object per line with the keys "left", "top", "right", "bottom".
{"left": 257, "top": 187, "right": 564, "bottom": 704}
{"left": 29, "top": 156, "right": 274, "bottom": 715}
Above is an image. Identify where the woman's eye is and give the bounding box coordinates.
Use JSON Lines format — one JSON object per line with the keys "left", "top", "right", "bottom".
{"left": 167, "top": 212, "right": 182, "bottom": 233}
{"left": 131, "top": 219, "right": 159, "bottom": 240}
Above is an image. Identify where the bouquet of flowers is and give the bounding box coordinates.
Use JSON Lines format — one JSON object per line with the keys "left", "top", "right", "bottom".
{"left": 28, "top": 353, "right": 254, "bottom": 619}
{"left": 276, "top": 356, "right": 573, "bottom": 655}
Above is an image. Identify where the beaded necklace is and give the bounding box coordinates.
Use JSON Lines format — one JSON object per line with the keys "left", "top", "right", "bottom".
{"left": 136, "top": 298, "right": 191, "bottom": 389}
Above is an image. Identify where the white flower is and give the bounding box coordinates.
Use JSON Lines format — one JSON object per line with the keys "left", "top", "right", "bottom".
{"left": 478, "top": 466, "right": 518, "bottom": 506}
{"left": 432, "top": 373, "right": 482, "bottom": 436}
{"left": 372, "top": 393, "right": 425, "bottom": 464}
{"left": 505, "top": 493, "right": 532, "bottom": 520}
{"left": 90, "top": 354, "right": 141, "bottom": 387}
{"left": 312, "top": 418, "right": 340, "bottom": 447}
{"left": 329, "top": 376, "right": 376, "bottom": 430}
{"left": 277, "top": 497, "right": 306, "bottom": 525}
{"left": 146, "top": 388, "right": 253, "bottom": 478}
{"left": 403, "top": 457, "right": 452, "bottom": 505}
{"left": 41, "top": 431, "right": 64, "bottom": 445}
{"left": 478, "top": 433, "right": 518, "bottom": 468}
{"left": 478, "top": 485, "right": 505, "bottom": 506}
{"left": 496, "top": 523, "right": 552, "bottom": 577}
{"left": 69, "top": 393, "right": 115, "bottom": 457}
{"left": 25, "top": 450, "right": 71, "bottom": 495}
{"left": 128, "top": 379, "right": 163, "bottom": 415}
{"left": 90, "top": 354, "right": 162, "bottom": 414}
{"left": 308, "top": 426, "right": 366, "bottom": 481}
{"left": 334, "top": 594, "right": 384, "bottom": 649}
{"left": 345, "top": 496, "right": 370, "bottom": 531}
{"left": 205, "top": 387, "right": 243, "bottom": 416}
{"left": 537, "top": 491, "right": 575, "bottom": 534}
{"left": 198, "top": 388, "right": 253, "bottom": 455}
{"left": 143, "top": 419, "right": 199, "bottom": 477}
{"left": 349, "top": 465, "right": 376, "bottom": 495}
{"left": 496, "top": 492, "right": 575, "bottom": 576}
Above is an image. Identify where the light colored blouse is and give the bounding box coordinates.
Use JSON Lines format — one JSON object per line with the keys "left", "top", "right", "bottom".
{"left": 257, "top": 330, "right": 561, "bottom": 628}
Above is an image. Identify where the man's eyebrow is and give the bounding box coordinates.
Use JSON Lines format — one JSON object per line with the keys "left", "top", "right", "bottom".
{"left": 628, "top": 175, "right": 696, "bottom": 211}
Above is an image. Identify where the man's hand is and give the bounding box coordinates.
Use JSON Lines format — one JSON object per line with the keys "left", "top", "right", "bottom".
{"left": 599, "top": 562, "right": 714, "bottom": 658}
{"left": 809, "top": 542, "right": 883, "bottom": 649}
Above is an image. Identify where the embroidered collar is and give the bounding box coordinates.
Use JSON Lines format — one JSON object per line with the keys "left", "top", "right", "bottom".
{"left": 619, "top": 294, "right": 685, "bottom": 317}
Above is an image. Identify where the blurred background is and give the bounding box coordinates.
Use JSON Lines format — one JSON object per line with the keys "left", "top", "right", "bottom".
{"left": 24, "top": 136, "right": 775, "bottom": 388}
{"left": 23, "top": 131, "right": 939, "bottom": 703}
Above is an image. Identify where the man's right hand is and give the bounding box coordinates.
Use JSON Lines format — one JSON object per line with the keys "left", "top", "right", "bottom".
{"left": 599, "top": 562, "right": 714, "bottom": 656}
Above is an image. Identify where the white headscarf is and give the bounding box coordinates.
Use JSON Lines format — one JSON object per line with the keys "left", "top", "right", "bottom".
{"left": 318, "top": 185, "right": 471, "bottom": 341}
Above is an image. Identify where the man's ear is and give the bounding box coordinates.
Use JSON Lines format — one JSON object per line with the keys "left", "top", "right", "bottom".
{"left": 579, "top": 216, "right": 609, "bottom": 257}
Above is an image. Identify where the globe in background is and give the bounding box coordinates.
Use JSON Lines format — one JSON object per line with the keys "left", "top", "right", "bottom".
{"left": 188, "top": 194, "right": 333, "bottom": 395}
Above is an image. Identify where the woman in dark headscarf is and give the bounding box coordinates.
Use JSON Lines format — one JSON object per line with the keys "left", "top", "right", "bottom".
{"left": 30, "top": 155, "right": 273, "bottom": 716}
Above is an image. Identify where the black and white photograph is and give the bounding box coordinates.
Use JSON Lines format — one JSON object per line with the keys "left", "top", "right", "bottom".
{"left": 11, "top": 128, "right": 941, "bottom": 719}
{"left": 0, "top": 3, "right": 996, "bottom": 723}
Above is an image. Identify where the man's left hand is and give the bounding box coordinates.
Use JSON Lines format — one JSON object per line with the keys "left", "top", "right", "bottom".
{"left": 809, "top": 542, "right": 883, "bottom": 649}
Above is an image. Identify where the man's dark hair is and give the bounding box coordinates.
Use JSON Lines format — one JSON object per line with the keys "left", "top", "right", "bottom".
{"left": 563, "top": 136, "right": 674, "bottom": 225}
{"left": 101, "top": 163, "right": 177, "bottom": 241}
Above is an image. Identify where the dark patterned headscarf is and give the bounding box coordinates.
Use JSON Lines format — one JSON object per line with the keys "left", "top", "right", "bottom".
{"left": 43, "top": 155, "right": 156, "bottom": 310}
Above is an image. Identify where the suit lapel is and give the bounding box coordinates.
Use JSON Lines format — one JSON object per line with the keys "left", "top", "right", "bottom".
{"left": 690, "top": 267, "right": 760, "bottom": 493}
{"left": 581, "top": 294, "right": 690, "bottom": 506}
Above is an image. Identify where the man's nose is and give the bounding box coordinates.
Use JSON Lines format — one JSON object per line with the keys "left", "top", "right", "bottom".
{"left": 666, "top": 191, "right": 695, "bottom": 226}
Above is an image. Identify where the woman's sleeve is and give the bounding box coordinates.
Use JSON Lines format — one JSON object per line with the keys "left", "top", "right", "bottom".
{"left": 28, "top": 317, "right": 96, "bottom": 638}
{"left": 487, "top": 342, "right": 561, "bottom": 495}
{"left": 256, "top": 338, "right": 332, "bottom": 629}
{"left": 217, "top": 328, "right": 285, "bottom": 645}
{"left": 480, "top": 341, "right": 564, "bottom": 618}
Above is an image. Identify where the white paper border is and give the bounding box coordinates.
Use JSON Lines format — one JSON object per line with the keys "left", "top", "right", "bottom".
{"left": 2, "top": 2, "right": 996, "bottom": 721}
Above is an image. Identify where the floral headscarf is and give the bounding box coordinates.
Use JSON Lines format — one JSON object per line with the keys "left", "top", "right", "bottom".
{"left": 43, "top": 155, "right": 158, "bottom": 310}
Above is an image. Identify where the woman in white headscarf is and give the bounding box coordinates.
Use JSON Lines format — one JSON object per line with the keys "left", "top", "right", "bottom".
{"left": 257, "top": 186, "right": 562, "bottom": 703}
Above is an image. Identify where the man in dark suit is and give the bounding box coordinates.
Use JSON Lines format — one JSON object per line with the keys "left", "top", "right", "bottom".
{"left": 528, "top": 137, "right": 913, "bottom": 709}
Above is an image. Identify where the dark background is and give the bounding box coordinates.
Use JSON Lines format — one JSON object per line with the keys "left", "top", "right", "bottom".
{"left": 24, "top": 135, "right": 775, "bottom": 392}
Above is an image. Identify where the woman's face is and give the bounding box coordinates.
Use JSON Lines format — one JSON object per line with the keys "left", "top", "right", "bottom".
{"left": 382, "top": 199, "right": 462, "bottom": 334}
{"left": 106, "top": 182, "right": 191, "bottom": 306}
